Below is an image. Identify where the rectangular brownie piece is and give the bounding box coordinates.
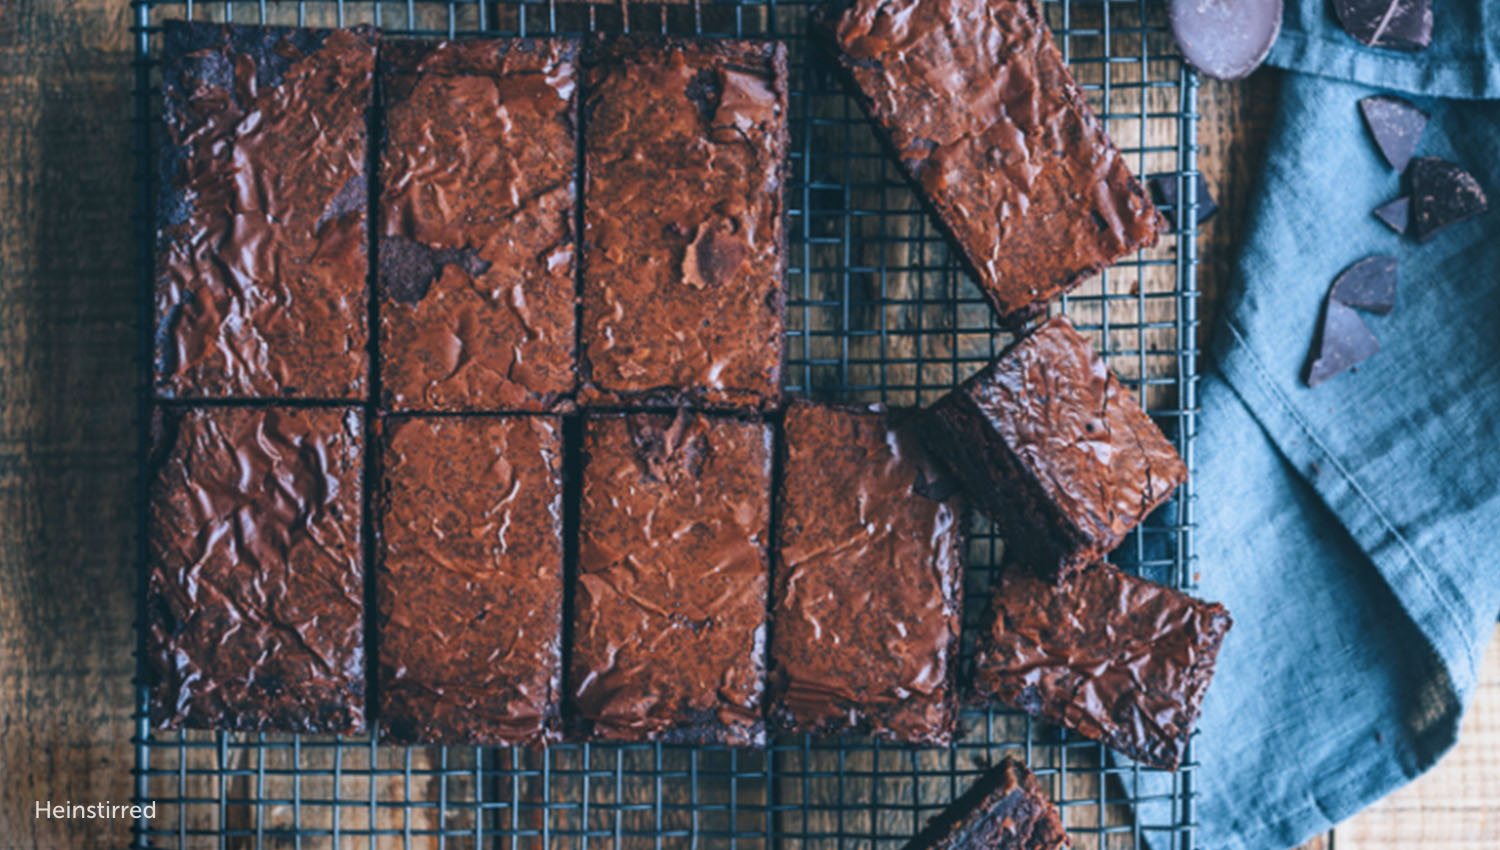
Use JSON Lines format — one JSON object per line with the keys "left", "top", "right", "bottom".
{"left": 379, "top": 39, "right": 579, "bottom": 412}
{"left": 973, "top": 562, "right": 1232, "bottom": 770}
{"left": 579, "top": 36, "right": 788, "bottom": 410}
{"left": 155, "top": 22, "right": 376, "bottom": 399}
{"left": 146, "top": 406, "right": 365, "bottom": 732}
{"left": 923, "top": 316, "right": 1187, "bottom": 582}
{"left": 818, "top": 0, "right": 1165, "bottom": 325}
{"left": 572, "top": 411, "right": 772, "bottom": 745}
{"left": 903, "top": 758, "right": 1069, "bottom": 850}
{"left": 376, "top": 415, "right": 565, "bottom": 746}
{"left": 770, "top": 401, "right": 964, "bottom": 746}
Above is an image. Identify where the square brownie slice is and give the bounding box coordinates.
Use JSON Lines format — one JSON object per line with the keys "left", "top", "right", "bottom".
{"left": 818, "top": 0, "right": 1165, "bottom": 325}
{"left": 376, "top": 415, "right": 565, "bottom": 746}
{"left": 146, "top": 406, "right": 365, "bottom": 732}
{"left": 379, "top": 39, "right": 579, "bottom": 412}
{"left": 579, "top": 36, "right": 787, "bottom": 410}
{"left": 924, "top": 316, "right": 1186, "bottom": 582}
{"left": 903, "top": 758, "right": 1069, "bottom": 850}
{"left": 973, "top": 562, "right": 1232, "bottom": 770}
{"left": 770, "top": 401, "right": 964, "bottom": 746}
{"left": 572, "top": 411, "right": 772, "bottom": 745}
{"left": 155, "top": 22, "right": 375, "bottom": 399}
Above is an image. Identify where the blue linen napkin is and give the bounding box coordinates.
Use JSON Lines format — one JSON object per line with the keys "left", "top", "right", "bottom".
{"left": 1141, "top": 2, "right": 1500, "bottom": 848}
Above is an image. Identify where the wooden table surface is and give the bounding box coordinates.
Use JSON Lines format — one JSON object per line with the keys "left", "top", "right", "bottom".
{"left": 0, "top": 0, "right": 1494, "bottom": 848}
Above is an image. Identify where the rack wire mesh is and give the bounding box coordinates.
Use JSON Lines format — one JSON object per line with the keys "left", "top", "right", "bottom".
{"left": 130, "top": 0, "right": 1204, "bottom": 847}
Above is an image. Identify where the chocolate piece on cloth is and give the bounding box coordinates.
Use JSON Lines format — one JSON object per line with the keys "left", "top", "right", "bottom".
{"left": 1407, "top": 157, "right": 1490, "bottom": 243}
{"left": 379, "top": 38, "right": 579, "bottom": 412}
{"left": 902, "top": 758, "right": 1070, "bottom": 850}
{"left": 1306, "top": 297, "right": 1382, "bottom": 387}
{"left": 769, "top": 401, "right": 964, "bottom": 746}
{"left": 816, "top": 0, "right": 1165, "bottom": 326}
{"left": 1168, "top": 0, "right": 1283, "bottom": 81}
{"left": 922, "top": 316, "right": 1187, "bottom": 583}
{"left": 1329, "top": 254, "right": 1398, "bottom": 315}
{"left": 972, "top": 563, "right": 1232, "bottom": 771}
{"left": 1359, "top": 94, "right": 1428, "bottom": 171}
{"left": 1372, "top": 196, "right": 1410, "bottom": 233}
{"left": 1148, "top": 171, "right": 1220, "bottom": 225}
{"left": 376, "top": 416, "right": 565, "bottom": 746}
{"left": 1333, "top": 0, "right": 1433, "bottom": 50}
{"left": 154, "top": 22, "right": 376, "bottom": 399}
{"left": 146, "top": 407, "right": 366, "bottom": 733}
{"left": 571, "top": 411, "right": 773, "bottom": 746}
{"left": 579, "top": 36, "right": 788, "bottom": 410}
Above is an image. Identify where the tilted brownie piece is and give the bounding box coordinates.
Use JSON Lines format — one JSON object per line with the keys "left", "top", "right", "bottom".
{"left": 155, "top": 22, "right": 375, "bottom": 399}
{"left": 380, "top": 39, "right": 579, "bottom": 412}
{"left": 903, "top": 758, "right": 1069, "bottom": 850}
{"left": 923, "top": 316, "right": 1186, "bottom": 582}
{"left": 818, "top": 0, "right": 1165, "bottom": 325}
{"left": 147, "top": 407, "right": 365, "bottom": 732}
{"left": 580, "top": 36, "right": 788, "bottom": 410}
{"left": 973, "top": 563, "right": 1232, "bottom": 770}
{"left": 572, "top": 411, "right": 772, "bottom": 745}
{"left": 376, "top": 416, "right": 565, "bottom": 746}
{"left": 770, "top": 401, "right": 964, "bottom": 745}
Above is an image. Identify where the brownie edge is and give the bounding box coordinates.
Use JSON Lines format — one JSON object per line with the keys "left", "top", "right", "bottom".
{"left": 903, "top": 758, "right": 1069, "bottom": 850}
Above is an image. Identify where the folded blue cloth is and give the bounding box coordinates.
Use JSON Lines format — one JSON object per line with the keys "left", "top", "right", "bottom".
{"left": 1145, "top": 2, "right": 1500, "bottom": 848}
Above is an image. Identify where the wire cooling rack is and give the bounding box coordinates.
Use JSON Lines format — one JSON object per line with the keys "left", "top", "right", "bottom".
{"left": 130, "top": 0, "right": 1204, "bottom": 847}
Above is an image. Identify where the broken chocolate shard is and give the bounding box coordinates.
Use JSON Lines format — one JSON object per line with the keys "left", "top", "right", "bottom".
{"left": 1306, "top": 298, "right": 1381, "bottom": 387}
{"left": 1409, "top": 157, "right": 1490, "bottom": 243}
{"left": 1359, "top": 95, "right": 1427, "bottom": 172}
{"left": 1148, "top": 172, "right": 1219, "bottom": 225}
{"left": 1169, "top": 0, "right": 1283, "bottom": 81}
{"left": 1328, "top": 255, "right": 1398, "bottom": 315}
{"left": 1372, "top": 197, "right": 1410, "bottom": 233}
{"left": 1334, "top": 0, "right": 1433, "bottom": 50}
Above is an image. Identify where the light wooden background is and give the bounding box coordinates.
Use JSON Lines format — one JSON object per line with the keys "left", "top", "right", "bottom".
{"left": 0, "top": 0, "right": 1495, "bottom": 847}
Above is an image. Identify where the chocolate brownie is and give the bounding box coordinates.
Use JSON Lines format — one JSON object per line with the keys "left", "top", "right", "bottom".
{"left": 146, "top": 406, "right": 365, "bottom": 732}
{"left": 155, "top": 22, "right": 375, "bottom": 399}
{"left": 923, "top": 316, "right": 1186, "bottom": 582}
{"left": 380, "top": 39, "right": 579, "bottom": 412}
{"left": 818, "top": 0, "right": 1165, "bottom": 325}
{"left": 973, "top": 563, "right": 1232, "bottom": 770}
{"left": 904, "top": 758, "right": 1069, "bottom": 850}
{"left": 770, "top": 401, "right": 964, "bottom": 746}
{"left": 579, "top": 36, "right": 788, "bottom": 410}
{"left": 376, "top": 415, "right": 565, "bottom": 746}
{"left": 572, "top": 411, "right": 772, "bottom": 745}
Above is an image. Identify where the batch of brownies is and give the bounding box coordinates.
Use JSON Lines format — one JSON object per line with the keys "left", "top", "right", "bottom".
{"left": 149, "top": 0, "right": 1232, "bottom": 814}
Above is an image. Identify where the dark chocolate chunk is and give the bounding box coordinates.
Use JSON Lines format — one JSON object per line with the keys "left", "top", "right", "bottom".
{"left": 1149, "top": 172, "right": 1219, "bottom": 225}
{"left": 1372, "top": 196, "right": 1410, "bottom": 233}
{"left": 901, "top": 758, "right": 1069, "bottom": 850}
{"left": 1334, "top": 0, "right": 1433, "bottom": 50}
{"left": 1408, "top": 157, "right": 1490, "bottom": 243}
{"left": 1328, "top": 255, "right": 1398, "bottom": 315}
{"left": 1306, "top": 298, "right": 1381, "bottom": 387}
{"left": 1359, "top": 95, "right": 1427, "bottom": 172}
{"left": 1169, "top": 0, "right": 1282, "bottom": 81}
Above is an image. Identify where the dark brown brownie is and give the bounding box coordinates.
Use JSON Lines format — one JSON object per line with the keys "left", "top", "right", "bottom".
{"left": 770, "top": 401, "right": 964, "bottom": 746}
{"left": 376, "top": 415, "right": 564, "bottom": 746}
{"left": 579, "top": 36, "right": 788, "bottom": 410}
{"left": 973, "top": 563, "right": 1232, "bottom": 770}
{"left": 924, "top": 316, "right": 1187, "bottom": 583}
{"left": 146, "top": 406, "right": 365, "bottom": 733}
{"left": 904, "top": 758, "right": 1070, "bottom": 850}
{"left": 155, "top": 22, "right": 375, "bottom": 399}
{"left": 572, "top": 411, "right": 772, "bottom": 745}
{"left": 380, "top": 39, "right": 579, "bottom": 412}
{"left": 818, "top": 0, "right": 1165, "bottom": 325}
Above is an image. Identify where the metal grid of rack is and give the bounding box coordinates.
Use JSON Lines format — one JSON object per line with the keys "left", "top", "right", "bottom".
{"left": 129, "top": 0, "right": 1204, "bottom": 847}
